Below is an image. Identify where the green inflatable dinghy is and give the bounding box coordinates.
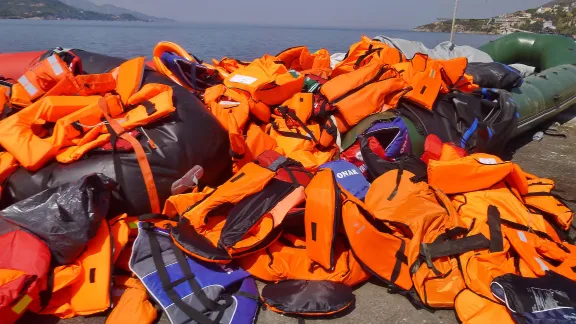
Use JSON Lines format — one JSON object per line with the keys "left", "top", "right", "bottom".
{"left": 480, "top": 32, "right": 576, "bottom": 136}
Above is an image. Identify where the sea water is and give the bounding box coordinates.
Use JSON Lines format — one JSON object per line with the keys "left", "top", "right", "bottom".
{"left": 0, "top": 20, "right": 499, "bottom": 60}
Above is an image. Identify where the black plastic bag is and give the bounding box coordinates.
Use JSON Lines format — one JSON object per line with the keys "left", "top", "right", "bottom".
{"left": 465, "top": 62, "right": 523, "bottom": 90}
{"left": 0, "top": 174, "right": 117, "bottom": 265}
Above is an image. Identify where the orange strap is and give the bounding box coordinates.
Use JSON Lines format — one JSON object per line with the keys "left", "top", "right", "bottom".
{"left": 98, "top": 96, "right": 161, "bottom": 213}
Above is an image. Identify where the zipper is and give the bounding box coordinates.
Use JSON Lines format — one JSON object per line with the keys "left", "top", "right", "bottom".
{"left": 330, "top": 65, "right": 388, "bottom": 105}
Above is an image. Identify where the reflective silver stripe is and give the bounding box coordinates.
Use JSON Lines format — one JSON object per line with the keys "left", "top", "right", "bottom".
{"left": 18, "top": 75, "right": 39, "bottom": 97}
{"left": 517, "top": 231, "right": 528, "bottom": 243}
{"left": 47, "top": 55, "right": 64, "bottom": 76}
{"left": 24, "top": 83, "right": 39, "bottom": 97}
{"left": 535, "top": 257, "right": 549, "bottom": 271}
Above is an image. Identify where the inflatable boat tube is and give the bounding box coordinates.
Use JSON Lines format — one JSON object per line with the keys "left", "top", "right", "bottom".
{"left": 0, "top": 51, "right": 45, "bottom": 80}
{"left": 480, "top": 33, "right": 576, "bottom": 135}
{"left": 0, "top": 50, "right": 232, "bottom": 215}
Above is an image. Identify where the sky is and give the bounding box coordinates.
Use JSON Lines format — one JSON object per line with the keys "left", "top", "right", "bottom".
{"left": 90, "top": 0, "right": 551, "bottom": 29}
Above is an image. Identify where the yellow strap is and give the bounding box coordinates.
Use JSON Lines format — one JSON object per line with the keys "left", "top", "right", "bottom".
{"left": 11, "top": 294, "right": 32, "bottom": 314}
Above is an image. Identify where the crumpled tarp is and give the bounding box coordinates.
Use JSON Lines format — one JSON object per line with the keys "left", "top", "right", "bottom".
{"left": 0, "top": 174, "right": 117, "bottom": 265}
{"left": 373, "top": 35, "right": 494, "bottom": 62}
{"left": 330, "top": 35, "right": 494, "bottom": 69}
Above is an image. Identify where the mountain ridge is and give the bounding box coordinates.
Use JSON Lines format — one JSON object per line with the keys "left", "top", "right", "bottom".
{"left": 58, "top": 0, "right": 174, "bottom": 22}
{"left": 0, "top": 0, "right": 145, "bottom": 21}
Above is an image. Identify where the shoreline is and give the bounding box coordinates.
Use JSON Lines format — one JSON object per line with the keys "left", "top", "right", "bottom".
{"left": 411, "top": 29, "right": 500, "bottom": 35}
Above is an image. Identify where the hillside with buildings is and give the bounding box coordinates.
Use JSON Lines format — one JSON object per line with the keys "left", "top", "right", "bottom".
{"left": 414, "top": 1, "right": 576, "bottom": 36}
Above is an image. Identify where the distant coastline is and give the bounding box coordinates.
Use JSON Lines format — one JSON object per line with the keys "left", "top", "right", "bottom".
{"left": 1, "top": 0, "right": 170, "bottom": 22}
{"left": 413, "top": 0, "right": 576, "bottom": 36}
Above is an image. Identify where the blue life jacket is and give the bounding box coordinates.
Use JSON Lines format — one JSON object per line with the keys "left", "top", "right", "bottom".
{"left": 320, "top": 160, "right": 370, "bottom": 200}
{"left": 130, "top": 222, "right": 259, "bottom": 324}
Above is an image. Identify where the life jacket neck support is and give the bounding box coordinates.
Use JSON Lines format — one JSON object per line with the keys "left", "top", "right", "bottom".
{"left": 130, "top": 222, "right": 259, "bottom": 324}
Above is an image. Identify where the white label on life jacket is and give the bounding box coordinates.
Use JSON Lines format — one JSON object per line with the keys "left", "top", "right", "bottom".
{"left": 219, "top": 100, "right": 241, "bottom": 107}
{"left": 336, "top": 169, "right": 360, "bottom": 179}
{"left": 478, "top": 157, "right": 498, "bottom": 165}
{"left": 229, "top": 74, "right": 257, "bottom": 85}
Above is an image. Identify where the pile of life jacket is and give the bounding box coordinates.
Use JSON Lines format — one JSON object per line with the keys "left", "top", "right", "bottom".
{"left": 0, "top": 35, "right": 573, "bottom": 324}
{"left": 0, "top": 48, "right": 232, "bottom": 215}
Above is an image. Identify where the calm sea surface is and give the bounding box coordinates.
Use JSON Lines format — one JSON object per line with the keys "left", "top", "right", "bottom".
{"left": 0, "top": 20, "right": 499, "bottom": 61}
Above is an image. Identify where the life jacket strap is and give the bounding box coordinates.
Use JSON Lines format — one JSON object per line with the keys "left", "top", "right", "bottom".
{"left": 145, "top": 225, "right": 224, "bottom": 324}
{"left": 390, "top": 239, "right": 408, "bottom": 284}
{"left": 99, "top": 97, "right": 161, "bottom": 213}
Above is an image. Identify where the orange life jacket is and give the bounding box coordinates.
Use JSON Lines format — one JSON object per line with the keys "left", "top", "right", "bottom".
{"left": 203, "top": 84, "right": 251, "bottom": 159}
{"left": 223, "top": 55, "right": 304, "bottom": 123}
{"left": 13, "top": 54, "right": 74, "bottom": 102}
{"left": 0, "top": 83, "right": 174, "bottom": 172}
{"left": 232, "top": 122, "right": 278, "bottom": 173}
{"left": 168, "top": 151, "right": 311, "bottom": 264}
{"left": 320, "top": 63, "right": 408, "bottom": 127}
{"left": 522, "top": 176, "right": 574, "bottom": 231}
{"left": 394, "top": 53, "right": 468, "bottom": 110}
{"left": 236, "top": 168, "right": 369, "bottom": 286}
{"left": 276, "top": 46, "right": 331, "bottom": 72}
{"left": 106, "top": 276, "right": 157, "bottom": 324}
{"left": 0, "top": 152, "right": 18, "bottom": 197}
{"left": 427, "top": 153, "right": 529, "bottom": 195}
{"left": 304, "top": 169, "right": 342, "bottom": 270}
{"left": 153, "top": 41, "right": 203, "bottom": 92}
{"left": 341, "top": 186, "right": 413, "bottom": 291}
{"left": 365, "top": 169, "right": 467, "bottom": 308}
{"left": 503, "top": 226, "right": 576, "bottom": 281}
{"left": 331, "top": 36, "right": 405, "bottom": 78}
{"left": 267, "top": 117, "right": 336, "bottom": 171}
{"left": 0, "top": 56, "right": 173, "bottom": 173}
{"left": 451, "top": 182, "right": 557, "bottom": 301}
{"left": 455, "top": 289, "right": 515, "bottom": 324}
{"left": 10, "top": 53, "right": 128, "bottom": 108}
{"left": 211, "top": 57, "right": 249, "bottom": 78}
{"left": 39, "top": 219, "right": 112, "bottom": 318}
{"left": 236, "top": 233, "right": 369, "bottom": 286}
{"left": 0, "top": 84, "right": 9, "bottom": 113}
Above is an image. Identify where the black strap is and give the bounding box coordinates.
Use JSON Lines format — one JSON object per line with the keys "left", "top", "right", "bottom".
{"left": 387, "top": 157, "right": 404, "bottom": 201}
{"left": 421, "top": 234, "right": 490, "bottom": 260}
{"left": 390, "top": 240, "right": 407, "bottom": 284}
{"left": 487, "top": 205, "right": 504, "bottom": 252}
{"left": 143, "top": 101, "right": 157, "bottom": 115}
{"left": 500, "top": 218, "right": 556, "bottom": 242}
{"left": 71, "top": 121, "right": 84, "bottom": 134}
{"left": 271, "top": 121, "right": 311, "bottom": 140}
{"left": 1, "top": 103, "right": 12, "bottom": 120}
{"left": 433, "top": 227, "right": 468, "bottom": 243}
{"left": 284, "top": 167, "right": 299, "bottom": 185}
{"left": 235, "top": 291, "right": 259, "bottom": 301}
{"left": 275, "top": 106, "right": 318, "bottom": 142}
{"left": 146, "top": 228, "right": 220, "bottom": 324}
{"left": 354, "top": 46, "right": 382, "bottom": 67}
{"left": 126, "top": 100, "right": 157, "bottom": 116}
